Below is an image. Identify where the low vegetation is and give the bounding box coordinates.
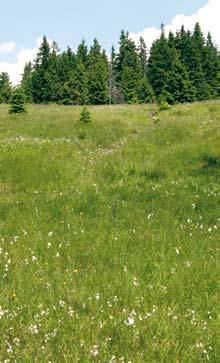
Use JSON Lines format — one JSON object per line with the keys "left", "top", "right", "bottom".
{"left": 0, "top": 101, "right": 219, "bottom": 362}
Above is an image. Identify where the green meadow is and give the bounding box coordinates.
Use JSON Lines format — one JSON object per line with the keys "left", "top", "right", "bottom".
{"left": 0, "top": 102, "right": 219, "bottom": 362}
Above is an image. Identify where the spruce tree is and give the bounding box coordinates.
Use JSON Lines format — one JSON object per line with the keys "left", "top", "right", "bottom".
{"left": 147, "top": 31, "right": 174, "bottom": 99}
{"left": 21, "top": 62, "right": 33, "bottom": 102}
{"left": 138, "top": 77, "right": 155, "bottom": 103}
{"left": 138, "top": 37, "right": 148, "bottom": 77}
{"left": 47, "top": 42, "right": 62, "bottom": 102}
{"left": 203, "top": 32, "right": 219, "bottom": 98}
{"left": 177, "top": 25, "right": 210, "bottom": 101}
{"left": 62, "top": 59, "right": 88, "bottom": 105}
{"left": 0, "top": 72, "right": 12, "bottom": 103}
{"left": 76, "top": 40, "right": 88, "bottom": 66}
{"left": 9, "top": 88, "right": 26, "bottom": 114}
{"left": 14, "top": 25, "right": 220, "bottom": 106}
{"left": 163, "top": 52, "right": 196, "bottom": 104}
{"left": 59, "top": 47, "right": 76, "bottom": 85}
{"left": 115, "top": 31, "right": 142, "bottom": 103}
{"left": 80, "top": 107, "right": 91, "bottom": 123}
{"left": 31, "top": 36, "right": 51, "bottom": 103}
{"left": 87, "top": 39, "right": 109, "bottom": 104}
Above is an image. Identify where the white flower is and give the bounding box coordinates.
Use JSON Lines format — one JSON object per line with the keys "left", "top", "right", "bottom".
{"left": 175, "top": 247, "right": 180, "bottom": 255}
{"left": 132, "top": 277, "right": 138, "bottom": 286}
{"left": 59, "top": 300, "right": 65, "bottom": 308}
{"left": 29, "top": 324, "right": 39, "bottom": 335}
{"left": 125, "top": 316, "right": 135, "bottom": 326}
{"left": 90, "top": 345, "right": 99, "bottom": 357}
{"left": 95, "top": 293, "right": 100, "bottom": 300}
{"left": 0, "top": 306, "right": 5, "bottom": 319}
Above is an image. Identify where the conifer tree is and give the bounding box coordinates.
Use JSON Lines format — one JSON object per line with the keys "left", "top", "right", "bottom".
{"left": 137, "top": 37, "right": 156, "bottom": 103}
{"left": 87, "top": 39, "right": 109, "bottom": 104}
{"left": 138, "top": 77, "right": 155, "bottom": 103}
{"left": 163, "top": 52, "right": 196, "bottom": 104}
{"left": 0, "top": 72, "right": 12, "bottom": 103}
{"left": 80, "top": 107, "right": 91, "bottom": 123}
{"left": 62, "top": 59, "right": 88, "bottom": 105}
{"left": 109, "top": 46, "right": 124, "bottom": 104}
{"left": 115, "top": 31, "right": 142, "bottom": 102}
{"left": 147, "top": 31, "right": 174, "bottom": 99}
{"left": 31, "top": 36, "right": 51, "bottom": 103}
{"left": 47, "top": 42, "right": 62, "bottom": 102}
{"left": 13, "top": 25, "right": 220, "bottom": 106}
{"left": 176, "top": 24, "right": 210, "bottom": 101}
{"left": 9, "top": 88, "right": 26, "bottom": 114}
{"left": 203, "top": 32, "right": 219, "bottom": 98}
{"left": 59, "top": 47, "right": 76, "bottom": 85}
{"left": 21, "top": 62, "right": 33, "bottom": 102}
{"left": 138, "top": 37, "right": 148, "bottom": 77}
{"left": 76, "top": 40, "right": 88, "bottom": 66}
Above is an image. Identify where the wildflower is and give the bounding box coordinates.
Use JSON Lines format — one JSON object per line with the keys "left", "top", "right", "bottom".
{"left": 0, "top": 306, "right": 5, "bottom": 319}
{"left": 132, "top": 277, "right": 138, "bottom": 286}
{"left": 59, "top": 300, "right": 65, "bottom": 308}
{"left": 95, "top": 293, "right": 100, "bottom": 300}
{"left": 90, "top": 345, "right": 99, "bottom": 357}
{"left": 125, "top": 316, "right": 135, "bottom": 326}
{"left": 14, "top": 337, "right": 20, "bottom": 346}
{"left": 29, "top": 324, "right": 39, "bottom": 335}
{"left": 175, "top": 247, "right": 180, "bottom": 255}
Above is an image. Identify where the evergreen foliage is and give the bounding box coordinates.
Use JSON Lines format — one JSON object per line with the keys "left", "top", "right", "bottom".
{"left": 62, "top": 60, "right": 88, "bottom": 105}
{"left": 87, "top": 39, "right": 109, "bottom": 105}
{"left": 9, "top": 88, "right": 26, "bottom": 114}
{"left": 15, "top": 23, "right": 220, "bottom": 106}
{"left": 31, "top": 36, "right": 51, "bottom": 103}
{"left": 0, "top": 72, "right": 12, "bottom": 103}
{"left": 159, "top": 101, "right": 171, "bottom": 111}
{"left": 21, "top": 62, "right": 33, "bottom": 102}
{"left": 115, "top": 31, "right": 142, "bottom": 103}
{"left": 80, "top": 107, "right": 91, "bottom": 123}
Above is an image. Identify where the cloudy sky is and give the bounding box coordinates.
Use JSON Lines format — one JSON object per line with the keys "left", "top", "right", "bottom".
{"left": 0, "top": 0, "right": 219, "bottom": 84}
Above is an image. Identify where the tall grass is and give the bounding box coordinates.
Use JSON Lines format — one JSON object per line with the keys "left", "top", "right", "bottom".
{"left": 0, "top": 101, "right": 219, "bottom": 362}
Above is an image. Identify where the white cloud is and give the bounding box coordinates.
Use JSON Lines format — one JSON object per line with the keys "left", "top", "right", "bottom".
{"left": 1, "top": 1, "right": 219, "bottom": 84}
{"left": 0, "top": 42, "right": 16, "bottom": 53}
{"left": 130, "top": 0, "right": 220, "bottom": 48}
{"left": 0, "top": 37, "right": 52, "bottom": 85}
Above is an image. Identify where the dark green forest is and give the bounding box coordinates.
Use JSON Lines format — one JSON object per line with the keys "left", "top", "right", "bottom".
{"left": 0, "top": 23, "right": 219, "bottom": 105}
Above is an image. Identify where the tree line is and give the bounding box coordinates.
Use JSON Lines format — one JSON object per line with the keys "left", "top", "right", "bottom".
{"left": 0, "top": 23, "right": 219, "bottom": 105}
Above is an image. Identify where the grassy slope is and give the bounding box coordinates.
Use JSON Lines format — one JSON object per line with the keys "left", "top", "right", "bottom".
{"left": 0, "top": 102, "right": 219, "bottom": 362}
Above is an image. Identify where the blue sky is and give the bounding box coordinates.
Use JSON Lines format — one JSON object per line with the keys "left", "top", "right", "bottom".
{"left": 1, "top": 0, "right": 207, "bottom": 51}
{"left": 1, "top": 0, "right": 219, "bottom": 84}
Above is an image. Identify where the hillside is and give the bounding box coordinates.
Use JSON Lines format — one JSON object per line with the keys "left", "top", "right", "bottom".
{"left": 0, "top": 102, "right": 219, "bottom": 362}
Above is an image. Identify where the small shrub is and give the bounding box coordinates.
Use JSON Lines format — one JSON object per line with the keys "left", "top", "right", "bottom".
{"left": 202, "top": 154, "right": 220, "bottom": 168}
{"left": 78, "top": 131, "right": 86, "bottom": 140}
{"left": 62, "top": 98, "right": 74, "bottom": 106}
{"left": 9, "top": 88, "right": 26, "bottom": 114}
{"left": 80, "top": 107, "right": 91, "bottom": 123}
{"left": 159, "top": 101, "right": 171, "bottom": 111}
